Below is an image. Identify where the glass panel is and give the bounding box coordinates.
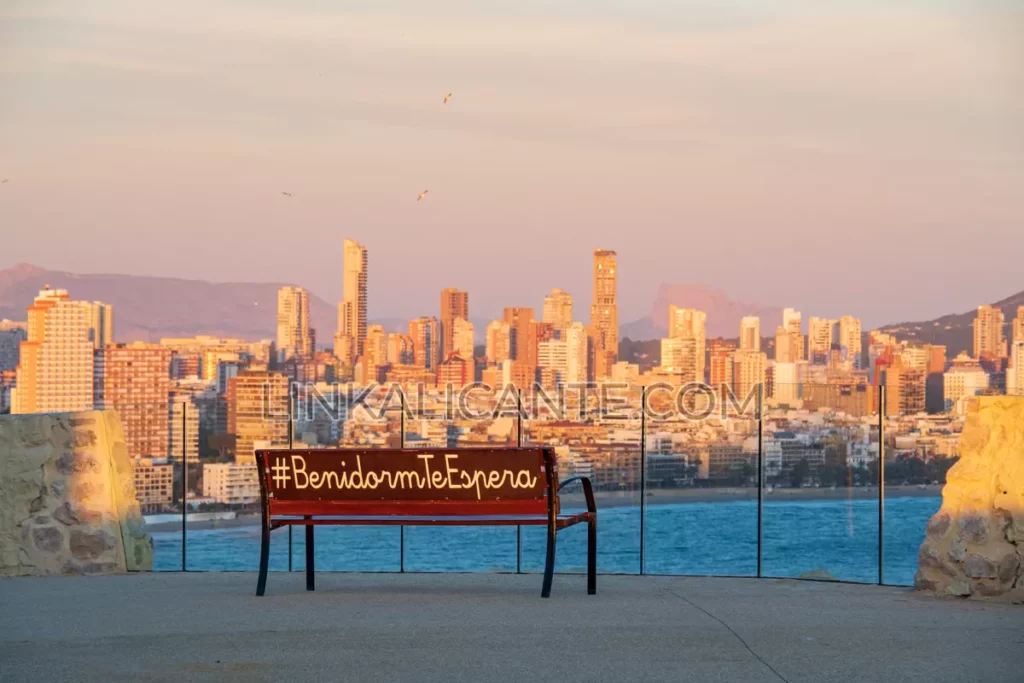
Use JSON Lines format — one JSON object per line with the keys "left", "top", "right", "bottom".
{"left": 292, "top": 382, "right": 402, "bottom": 572}
{"left": 522, "top": 381, "right": 642, "bottom": 575}
{"left": 643, "top": 381, "right": 758, "bottom": 576}
{"left": 761, "top": 383, "right": 879, "bottom": 583}
{"left": 401, "top": 382, "right": 518, "bottom": 572}
{"left": 881, "top": 378, "right": 948, "bottom": 586}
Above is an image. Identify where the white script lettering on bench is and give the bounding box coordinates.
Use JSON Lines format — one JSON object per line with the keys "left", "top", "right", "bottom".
{"left": 279, "top": 453, "right": 539, "bottom": 500}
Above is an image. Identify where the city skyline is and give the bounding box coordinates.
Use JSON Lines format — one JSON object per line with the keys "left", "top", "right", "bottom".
{"left": 2, "top": 1, "right": 1022, "bottom": 325}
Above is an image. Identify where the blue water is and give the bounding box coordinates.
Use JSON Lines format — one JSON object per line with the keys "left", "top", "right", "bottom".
{"left": 154, "top": 496, "right": 940, "bottom": 586}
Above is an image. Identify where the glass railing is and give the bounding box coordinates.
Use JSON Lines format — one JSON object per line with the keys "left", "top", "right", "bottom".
{"left": 29, "top": 379, "right": 959, "bottom": 586}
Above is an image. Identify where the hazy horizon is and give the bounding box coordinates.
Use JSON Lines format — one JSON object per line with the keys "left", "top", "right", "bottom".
{"left": 2, "top": 0, "right": 1022, "bottom": 326}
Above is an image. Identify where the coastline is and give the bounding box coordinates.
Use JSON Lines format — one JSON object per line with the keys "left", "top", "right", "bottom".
{"left": 146, "top": 485, "right": 942, "bottom": 533}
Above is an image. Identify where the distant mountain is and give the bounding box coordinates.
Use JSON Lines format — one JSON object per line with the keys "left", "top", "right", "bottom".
{"left": 876, "top": 289, "right": 1024, "bottom": 357}
{"left": 624, "top": 284, "right": 784, "bottom": 339}
{"left": 0, "top": 263, "right": 340, "bottom": 343}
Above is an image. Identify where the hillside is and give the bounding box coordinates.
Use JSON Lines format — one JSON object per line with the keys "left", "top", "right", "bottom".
{"left": 0, "top": 263, "right": 337, "bottom": 342}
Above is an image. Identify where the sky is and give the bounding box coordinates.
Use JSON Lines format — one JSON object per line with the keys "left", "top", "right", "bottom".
{"left": 0, "top": 0, "right": 1022, "bottom": 328}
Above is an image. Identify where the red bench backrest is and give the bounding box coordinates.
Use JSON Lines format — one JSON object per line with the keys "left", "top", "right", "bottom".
{"left": 256, "top": 447, "right": 557, "bottom": 517}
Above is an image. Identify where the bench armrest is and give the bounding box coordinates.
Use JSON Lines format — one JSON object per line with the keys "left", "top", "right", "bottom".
{"left": 557, "top": 476, "right": 596, "bottom": 513}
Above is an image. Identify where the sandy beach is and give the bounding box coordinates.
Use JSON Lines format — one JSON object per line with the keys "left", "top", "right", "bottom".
{"left": 146, "top": 485, "right": 941, "bottom": 533}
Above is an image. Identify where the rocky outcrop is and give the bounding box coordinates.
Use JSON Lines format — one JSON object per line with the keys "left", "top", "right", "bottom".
{"left": 915, "top": 396, "right": 1024, "bottom": 600}
{"left": 0, "top": 411, "right": 153, "bottom": 576}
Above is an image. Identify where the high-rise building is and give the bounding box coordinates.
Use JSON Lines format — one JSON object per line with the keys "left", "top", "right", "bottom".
{"left": 1013, "top": 306, "right": 1024, "bottom": 347}
{"left": 610, "top": 361, "right": 639, "bottom": 386}
{"left": 0, "top": 320, "right": 27, "bottom": 372}
{"left": 885, "top": 354, "right": 926, "bottom": 417}
{"left": 408, "top": 317, "right": 438, "bottom": 371}
{"left": 838, "top": 316, "right": 862, "bottom": 369}
{"left": 504, "top": 307, "right": 536, "bottom": 368}
{"left": 733, "top": 349, "right": 767, "bottom": 402}
{"left": 436, "top": 354, "right": 471, "bottom": 389}
{"left": 337, "top": 239, "right": 368, "bottom": 363}
{"left": 566, "top": 322, "right": 589, "bottom": 385}
{"left": 542, "top": 289, "right": 573, "bottom": 338}
{"left": 709, "top": 339, "right": 736, "bottom": 396}
{"left": 86, "top": 301, "right": 114, "bottom": 349}
{"left": 943, "top": 353, "right": 991, "bottom": 414}
{"left": 168, "top": 392, "right": 200, "bottom": 463}
{"left": 133, "top": 458, "right": 175, "bottom": 512}
{"left": 772, "top": 362, "right": 799, "bottom": 404}
{"left": 452, "top": 317, "right": 475, "bottom": 361}
{"left": 439, "top": 288, "right": 469, "bottom": 364}
{"left": 1008, "top": 341, "right": 1024, "bottom": 396}
{"left": 808, "top": 317, "right": 835, "bottom": 365}
{"left": 973, "top": 304, "right": 1005, "bottom": 360}
{"left": 365, "top": 324, "right": 388, "bottom": 370}
{"left": 668, "top": 306, "right": 706, "bottom": 381}
{"left": 485, "top": 320, "right": 511, "bottom": 364}
{"left": 13, "top": 288, "right": 95, "bottom": 414}
{"left": 925, "top": 344, "right": 947, "bottom": 374}
{"left": 94, "top": 342, "right": 173, "bottom": 460}
{"left": 538, "top": 339, "right": 568, "bottom": 387}
{"left": 387, "top": 333, "right": 414, "bottom": 365}
{"left": 660, "top": 337, "right": 699, "bottom": 384}
{"left": 589, "top": 249, "right": 618, "bottom": 358}
{"left": 739, "top": 316, "right": 760, "bottom": 352}
{"left": 226, "top": 370, "right": 289, "bottom": 464}
{"left": 776, "top": 308, "right": 804, "bottom": 363}
{"left": 203, "top": 462, "right": 260, "bottom": 505}
{"left": 276, "top": 286, "right": 312, "bottom": 361}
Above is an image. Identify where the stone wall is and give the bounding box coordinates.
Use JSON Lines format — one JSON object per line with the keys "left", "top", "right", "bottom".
{"left": 915, "top": 396, "right": 1024, "bottom": 600}
{"left": 0, "top": 410, "right": 153, "bottom": 576}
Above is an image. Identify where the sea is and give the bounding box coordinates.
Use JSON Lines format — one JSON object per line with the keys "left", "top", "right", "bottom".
{"left": 152, "top": 496, "right": 940, "bottom": 586}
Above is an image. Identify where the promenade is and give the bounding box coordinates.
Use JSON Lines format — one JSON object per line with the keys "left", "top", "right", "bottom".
{"left": 1, "top": 573, "right": 1020, "bottom": 683}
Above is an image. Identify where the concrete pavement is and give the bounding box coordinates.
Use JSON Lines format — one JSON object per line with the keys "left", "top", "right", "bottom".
{"left": 1, "top": 572, "right": 1021, "bottom": 683}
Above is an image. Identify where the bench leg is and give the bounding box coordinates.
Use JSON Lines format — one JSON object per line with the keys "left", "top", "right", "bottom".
{"left": 587, "top": 515, "right": 597, "bottom": 595}
{"left": 541, "top": 523, "right": 557, "bottom": 598}
{"left": 256, "top": 515, "right": 270, "bottom": 597}
{"left": 305, "top": 518, "right": 315, "bottom": 591}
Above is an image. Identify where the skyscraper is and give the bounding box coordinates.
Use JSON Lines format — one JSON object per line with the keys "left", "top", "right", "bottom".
{"left": 485, "top": 320, "right": 511, "bottom": 364}
{"left": 660, "top": 337, "right": 699, "bottom": 384}
{"left": 408, "top": 317, "right": 438, "bottom": 371}
{"left": 93, "top": 342, "right": 172, "bottom": 460}
{"left": 566, "top": 322, "right": 589, "bottom": 385}
{"left": 13, "top": 287, "right": 95, "bottom": 414}
{"left": 439, "top": 288, "right": 469, "bottom": 363}
{"left": 780, "top": 308, "right": 804, "bottom": 362}
{"left": 838, "top": 315, "right": 862, "bottom": 369}
{"left": 276, "top": 286, "right": 312, "bottom": 361}
{"left": 452, "top": 317, "right": 475, "bottom": 361}
{"left": 739, "top": 316, "right": 760, "bottom": 352}
{"left": 0, "top": 320, "right": 27, "bottom": 372}
{"left": 973, "top": 304, "right": 1005, "bottom": 360}
{"left": 86, "top": 301, "right": 114, "bottom": 349}
{"left": 365, "top": 324, "right": 388, "bottom": 370}
{"left": 227, "top": 370, "right": 289, "bottom": 464}
{"left": 808, "top": 317, "right": 835, "bottom": 365}
{"left": 542, "top": 288, "right": 573, "bottom": 338}
{"left": 733, "top": 348, "right": 767, "bottom": 403}
{"left": 1014, "top": 306, "right": 1024, "bottom": 347}
{"left": 589, "top": 249, "right": 618, "bottom": 360}
{"left": 709, "top": 339, "right": 736, "bottom": 397}
{"left": 387, "top": 333, "right": 414, "bottom": 365}
{"left": 668, "top": 306, "right": 707, "bottom": 381}
{"left": 337, "top": 239, "right": 368, "bottom": 363}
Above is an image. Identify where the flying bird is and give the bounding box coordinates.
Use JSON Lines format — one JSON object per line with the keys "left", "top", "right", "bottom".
{"left": 281, "top": 191, "right": 292, "bottom": 197}
{"left": 1, "top": 179, "right": 7, "bottom": 184}
{"left": 443, "top": 92, "right": 452, "bottom": 104}
{"left": 417, "top": 190, "right": 429, "bottom": 201}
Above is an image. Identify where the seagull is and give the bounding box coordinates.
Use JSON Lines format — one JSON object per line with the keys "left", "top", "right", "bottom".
{"left": 1, "top": 179, "right": 7, "bottom": 184}
{"left": 443, "top": 92, "right": 452, "bottom": 104}
{"left": 281, "top": 191, "right": 292, "bottom": 197}
{"left": 417, "top": 190, "right": 429, "bottom": 201}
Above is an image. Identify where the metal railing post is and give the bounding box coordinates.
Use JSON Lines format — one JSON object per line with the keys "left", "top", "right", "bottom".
{"left": 400, "top": 388, "right": 406, "bottom": 573}
{"left": 182, "top": 401, "right": 187, "bottom": 572}
{"left": 878, "top": 385, "right": 886, "bottom": 585}
{"left": 516, "top": 387, "right": 522, "bottom": 575}
{"left": 639, "top": 385, "right": 647, "bottom": 575}
{"left": 757, "top": 383, "right": 764, "bottom": 579}
{"left": 288, "top": 385, "right": 294, "bottom": 572}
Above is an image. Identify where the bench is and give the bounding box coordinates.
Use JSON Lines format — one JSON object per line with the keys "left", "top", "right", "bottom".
{"left": 254, "top": 446, "right": 597, "bottom": 597}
